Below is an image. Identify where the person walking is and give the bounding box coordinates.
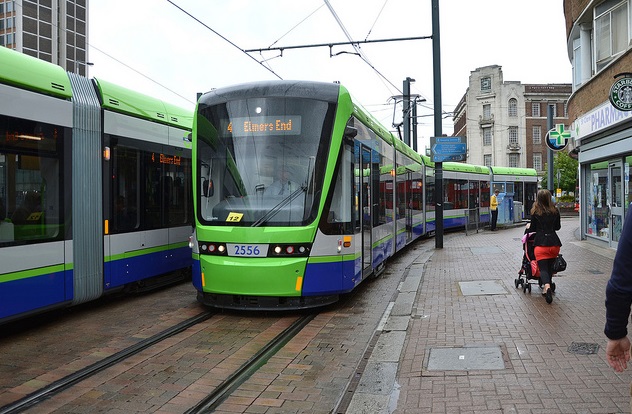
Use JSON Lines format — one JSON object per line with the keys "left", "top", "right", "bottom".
{"left": 605, "top": 203, "right": 632, "bottom": 389}
{"left": 490, "top": 189, "right": 499, "bottom": 231}
{"left": 528, "top": 189, "right": 561, "bottom": 304}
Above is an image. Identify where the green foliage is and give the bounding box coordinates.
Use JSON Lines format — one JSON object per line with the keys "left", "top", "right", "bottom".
{"left": 540, "top": 151, "right": 578, "bottom": 192}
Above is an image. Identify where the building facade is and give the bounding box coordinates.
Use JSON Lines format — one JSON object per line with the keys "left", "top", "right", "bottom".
{"left": 452, "top": 65, "right": 571, "bottom": 175}
{"left": 564, "top": 0, "right": 632, "bottom": 249}
{"left": 0, "top": 0, "right": 88, "bottom": 75}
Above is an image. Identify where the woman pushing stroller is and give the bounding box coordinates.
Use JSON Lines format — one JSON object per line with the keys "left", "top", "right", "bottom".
{"left": 526, "top": 189, "right": 562, "bottom": 304}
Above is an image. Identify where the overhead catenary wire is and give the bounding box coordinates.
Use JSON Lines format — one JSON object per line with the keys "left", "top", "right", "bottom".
{"left": 165, "top": 0, "right": 283, "bottom": 80}
{"left": 268, "top": 4, "right": 326, "bottom": 49}
{"left": 322, "top": 0, "right": 400, "bottom": 95}
{"left": 8, "top": 0, "right": 201, "bottom": 106}
{"left": 364, "top": 0, "right": 390, "bottom": 41}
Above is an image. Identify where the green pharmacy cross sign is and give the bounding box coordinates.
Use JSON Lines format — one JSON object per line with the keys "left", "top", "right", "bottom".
{"left": 545, "top": 124, "right": 570, "bottom": 151}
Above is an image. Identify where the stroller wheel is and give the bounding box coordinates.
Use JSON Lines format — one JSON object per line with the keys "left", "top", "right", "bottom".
{"left": 523, "top": 283, "right": 528, "bottom": 293}
{"left": 514, "top": 279, "right": 520, "bottom": 289}
{"left": 527, "top": 283, "right": 532, "bottom": 293}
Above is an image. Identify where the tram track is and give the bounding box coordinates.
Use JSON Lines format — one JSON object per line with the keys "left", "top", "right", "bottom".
{"left": 185, "top": 312, "right": 316, "bottom": 413}
{"left": 0, "top": 311, "right": 213, "bottom": 414}
{"left": 1, "top": 309, "right": 319, "bottom": 414}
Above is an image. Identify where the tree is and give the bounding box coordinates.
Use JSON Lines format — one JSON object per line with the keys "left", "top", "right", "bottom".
{"left": 541, "top": 150, "right": 578, "bottom": 194}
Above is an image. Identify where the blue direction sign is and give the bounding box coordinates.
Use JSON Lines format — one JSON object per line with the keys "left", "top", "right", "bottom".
{"left": 431, "top": 136, "right": 467, "bottom": 162}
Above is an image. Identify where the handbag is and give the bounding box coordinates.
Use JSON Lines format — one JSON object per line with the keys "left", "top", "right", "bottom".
{"left": 553, "top": 254, "right": 567, "bottom": 273}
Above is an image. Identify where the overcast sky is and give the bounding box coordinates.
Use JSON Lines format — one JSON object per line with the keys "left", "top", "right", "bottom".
{"left": 88, "top": 0, "right": 571, "bottom": 151}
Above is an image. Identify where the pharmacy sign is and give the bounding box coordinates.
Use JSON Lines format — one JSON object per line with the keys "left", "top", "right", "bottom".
{"left": 609, "top": 73, "right": 632, "bottom": 111}
{"left": 545, "top": 124, "right": 570, "bottom": 151}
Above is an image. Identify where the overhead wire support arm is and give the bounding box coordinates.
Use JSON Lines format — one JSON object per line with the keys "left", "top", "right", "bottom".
{"left": 244, "top": 35, "right": 431, "bottom": 54}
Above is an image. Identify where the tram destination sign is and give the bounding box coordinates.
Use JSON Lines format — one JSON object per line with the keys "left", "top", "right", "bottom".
{"left": 430, "top": 136, "right": 467, "bottom": 162}
{"left": 224, "top": 116, "right": 302, "bottom": 137}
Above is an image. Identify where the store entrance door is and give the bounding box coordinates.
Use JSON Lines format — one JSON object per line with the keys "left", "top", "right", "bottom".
{"left": 609, "top": 161, "right": 624, "bottom": 248}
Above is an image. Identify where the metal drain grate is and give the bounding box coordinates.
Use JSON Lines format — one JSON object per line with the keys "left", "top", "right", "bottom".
{"left": 568, "top": 342, "right": 599, "bottom": 355}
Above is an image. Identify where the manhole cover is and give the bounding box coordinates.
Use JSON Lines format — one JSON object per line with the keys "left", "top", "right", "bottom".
{"left": 427, "top": 346, "right": 504, "bottom": 370}
{"left": 568, "top": 342, "right": 599, "bottom": 355}
{"left": 459, "top": 280, "right": 507, "bottom": 296}
{"left": 471, "top": 246, "right": 503, "bottom": 255}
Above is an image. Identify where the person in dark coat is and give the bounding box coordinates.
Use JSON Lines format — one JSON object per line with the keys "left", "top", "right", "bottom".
{"left": 528, "top": 189, "right": 562, "bottom": 304}
{"left": 605, "top": 203, "right": 632, "bottom": 376}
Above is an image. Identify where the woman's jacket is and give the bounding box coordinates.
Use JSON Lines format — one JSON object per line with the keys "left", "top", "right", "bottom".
{"left": 529, "top": 210, "right": 562, "bottom": 247}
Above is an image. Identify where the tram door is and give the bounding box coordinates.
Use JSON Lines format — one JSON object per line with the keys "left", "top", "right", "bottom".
{"left": 609, "top": 161, "right": 624, "bottom": 248}
{"left": 359, "top": 146, "right": 373, "bottom": 275}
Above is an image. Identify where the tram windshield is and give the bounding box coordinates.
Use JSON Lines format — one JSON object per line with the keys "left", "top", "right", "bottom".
{"left": 196, "top": 97, "right": 334, "bottom": 226}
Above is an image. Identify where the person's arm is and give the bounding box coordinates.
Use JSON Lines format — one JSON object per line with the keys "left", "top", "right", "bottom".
{"left": 605, "top": 203, "right": 632, "bottom": 371}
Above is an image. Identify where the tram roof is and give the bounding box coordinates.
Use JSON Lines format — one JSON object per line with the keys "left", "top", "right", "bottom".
{"left": 443, "top": 162, "right": 490, "bottom": 175}
{"left": 0, "top": 46, "right": 72, "bottom": 99}
{"left": 94, "top": 78, "right": 192, "bottom": 129}
{"left": 490, "top": 166, "right": 538, "bottom": 177}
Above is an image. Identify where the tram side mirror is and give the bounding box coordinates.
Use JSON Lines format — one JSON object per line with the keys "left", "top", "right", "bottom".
{"left": 344, "top": 126, "right": 358, "bottom": 139}
{"left": 184, "top": 133, "right": 192, "bottom": 142}
{"left": 203, "top": 179, "right": 214, "bottom": 197}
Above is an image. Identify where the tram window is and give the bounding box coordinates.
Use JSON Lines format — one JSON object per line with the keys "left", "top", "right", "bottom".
{"left": 168, "top": 162, "right": 191, "bottom": 225}
{"left": 444, "top": 178, "right": 467, "bottom": 209}
{"left": 0, "top": 116, "right": 63, "bottom": 244}
{"left": 322, "top": 144, "right": 353, "bottom": 234}
{"left": 468, "top": 181, "right": 480, "bottom": 208}
{"left": 379, "top": 154, "right": 393, "bottom": 225}
{"left": 425, "top": 174, "right": 436, "bottom": 211}
{"left": 112, "top": 145, "right": 139, "bottom": 233}
{"left": 143, "top": 155, "right": 166, "bottom": 230}
{"left": 492, "top": 183, "right": 505, "bottom": 193}
{"left": 411, "top": 179, "right": 423, "bottom": 212}
{"left": 480, "top": 181, "right": 491, "bottom": 207}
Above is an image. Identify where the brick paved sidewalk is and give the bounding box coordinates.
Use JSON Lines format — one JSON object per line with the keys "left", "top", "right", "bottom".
{"left": 390, "top": 217, "right": 628, "bottom": 413}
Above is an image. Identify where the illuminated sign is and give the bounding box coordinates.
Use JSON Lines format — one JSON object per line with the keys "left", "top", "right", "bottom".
{"left": 152, "top": 153, "right": 182, "bottom": 165}
{"left": 225, "top": 116, "right": 302, "bottom": 137}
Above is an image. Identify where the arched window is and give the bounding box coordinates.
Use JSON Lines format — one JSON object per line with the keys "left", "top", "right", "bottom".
{"left": 508, "top": 98, "right": 517, "bottom": 117}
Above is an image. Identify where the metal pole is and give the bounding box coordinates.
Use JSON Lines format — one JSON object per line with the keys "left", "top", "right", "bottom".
{"left": 403, "top": 78, "right": 411, "bottom": 146}
{"left": 432, "top": 0, "right": 443, "bottom": 249}
{"left": 547, "top": 105, "right": 554, "bottom": 193}
{"left": 412, "top": 99, "right": 418, "bottom": 152}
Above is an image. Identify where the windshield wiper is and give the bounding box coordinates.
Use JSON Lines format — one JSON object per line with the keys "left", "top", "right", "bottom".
{"left": 251, "top": 185, "right": 306, "bottom": 227}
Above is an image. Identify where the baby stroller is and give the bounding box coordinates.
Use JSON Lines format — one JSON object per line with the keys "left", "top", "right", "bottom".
{"left": 514, "top": 231, "right": 557, "bottom": 293}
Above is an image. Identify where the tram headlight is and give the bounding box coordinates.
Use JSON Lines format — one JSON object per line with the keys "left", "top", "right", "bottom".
{"left": 198, "top": 242, "right": 228, "bottom": 256}
{"left": 269, "top": 243, "right": 311, "bottom": 257}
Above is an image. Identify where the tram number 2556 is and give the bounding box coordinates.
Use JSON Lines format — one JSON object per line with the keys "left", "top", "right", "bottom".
{"left": 227, "top": 244, "right": 267, "bottom": 257}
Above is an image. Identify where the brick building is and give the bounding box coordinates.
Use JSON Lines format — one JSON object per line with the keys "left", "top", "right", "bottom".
{"left": 564, "top": 0, "right": 632, "bottom": 248}
{"left": 452, "top": 65, "right": 571, "bottom": 174}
